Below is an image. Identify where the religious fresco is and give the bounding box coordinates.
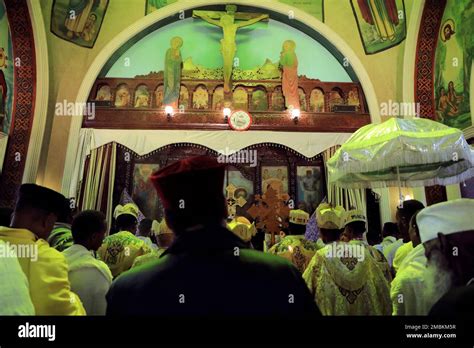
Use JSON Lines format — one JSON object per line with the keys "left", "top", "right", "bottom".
{"left": 95, "top": 84, "right": 111, "bottom": 101}
{"left": 279, "top": 40, "right": 300, "bottom": 110}
{"left": 134, "top": 85, "right": 150, "bottom": 108}
{"left": 262, "top": 166, "right": 289, "bottom": 199}
{"left": 434, "top": 0, "right": 473, "bottom": 130}
{"left": 105, "top": 18, "right": 353, "bottom": 83}
{"left": 194, "top": 6, "right": 269, "bottom": 93}
{"left": 115, "top": 84, "right": 130, "bottom": 107}
{"left": 224, "top": 169, "right": 254, "bottom": 218}
{"left": 296, "top": 166, "right": 323, "bottom": 213}
{"left": 329, "top": 88, "right": 344, "bottom": 111}
{"left": 212, "top": 86, "right": 225, "bottom": 110}
{"left": 298, "top": 88, "right": 307, "bottom": 111}
{"left": 0, "top": 0, "right": 13, "bottom": 135}
{"left": 233, "top": 87, "right": 248, "bottom": 111}
{"left": 251, "top": 89, "right": 268, "bottom": 111}
{"left": 192, "top": 85, "right": 209, "bottom": 109}
{"left": 91, "top": 4, "right": 368, "bottom": 130}
{"left": 155, "top": 85, "right": 164, "bottom": 108}
{"left": 132, "top": 163, "right": 160, "bottom": 220}
{"left": 145, "top": 0, "right": 178, "bottom": 15}
{"left": 51, "top": 0, "right": 109, "bottom": 48}
{"left": 163, "top": 36, "right": 183, "bottom": 108}
{"left": 347, "top": 87, "right": 361, "bottom": 110}
{"left": 271, "top": 86, "right": 285, "bottom": 111}
{"left": 351, "top": 0, "right": 406, "bottom": 55}
{"left": 179, "top": 85, "right": 189, "bottom": 109}
{"left": 310, "top": 88, "right": 324, "bottom": 112}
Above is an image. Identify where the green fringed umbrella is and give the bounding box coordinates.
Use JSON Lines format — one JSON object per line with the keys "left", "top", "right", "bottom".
{"left": 327, "top": 117, "right": 474, "bottom": 190}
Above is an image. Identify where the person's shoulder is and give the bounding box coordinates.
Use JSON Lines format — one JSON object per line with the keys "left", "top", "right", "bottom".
{"left": 36, "top": 239, "right": 66, "bottom": 261}
{"left": 105, "top": 231, "right": 144, "bottom": 245}
{"left": 315, "top": 243, "right": 331, "bottom": 256}
{"left": 88, "top": 257, "right": 113, "bottom": 281}
{"left": 393, "top": 263, "right": 424, "bottom": 283}
{"left": 396, "top": 242, "right": 413, "bottom": 254}
{"left": 109, "top": 231, "right": 136, "bottom": 239}
{"left": 240, "top": 248, "right": 296, "bottom": 270}
{"left": 112, "top": 256, "right": 167, "bottom": 287}
{"left": 31, "top": 240, "right": 71, "bottom": 279}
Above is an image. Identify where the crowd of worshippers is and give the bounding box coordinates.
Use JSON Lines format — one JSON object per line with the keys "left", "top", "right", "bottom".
{"left": 0, "top": 155, "right": 473, "bottom": 316}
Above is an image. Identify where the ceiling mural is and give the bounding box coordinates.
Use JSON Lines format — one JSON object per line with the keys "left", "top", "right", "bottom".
{"left": 433, "top": 0, "right": 473, "bottom": 130}
{"left": 105, "top": 17, "right": 351, "bottom": 82}
{"left": 350, "top": 0, "right": 406, "bottom": 55}
{"left": 50, "top": 0, "right": 110, "bottom": 48}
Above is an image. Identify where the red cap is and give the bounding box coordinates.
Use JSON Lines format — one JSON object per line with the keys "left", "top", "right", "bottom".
{"left": 150, "top": 156, "right": 227, "bottom": 225}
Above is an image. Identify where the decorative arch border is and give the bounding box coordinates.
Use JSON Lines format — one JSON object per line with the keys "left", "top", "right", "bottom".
{"left": 0, "top": 0, "right": 37, "bottom": 206}
{"left": 414, "top": 0, "right": 448, "bottom": 206}
{"left": 414, "top": 0, "right": 446, "bottom": 119}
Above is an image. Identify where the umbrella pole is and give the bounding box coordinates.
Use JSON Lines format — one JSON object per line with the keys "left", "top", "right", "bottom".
{"left": 396, "top": 165, "right": 403, "bottom": 207}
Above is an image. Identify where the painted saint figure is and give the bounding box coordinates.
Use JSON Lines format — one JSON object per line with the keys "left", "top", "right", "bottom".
{"left": 357, "top": 0, "right": 399, "bottom": 41}
{"left": 64, "top": 0, "right": 96, "bottom": 39}
{"left": 81, "top": 13, "right": 97, "bottom": 42}
{"left": 194, "top": 5, "right": 268, "bottom": 93}
{"left": 279, "top": 40, "right": 300, "bottom": 110}
{"left": 115, "top": 85, "right": 130, "bottom": 107}
{"left": 163, "top": 37, "right": 183, "bottom": 108}
{"left": 347, "top": 87, "right": 361, "bottom": 109}
{"left": 298, "top": 169, "right": 320, "bottom": 212}
{"left": 437, "top": 87, "right": 458, "bottom": 119}
{"left": 447, "top": 81, "right": 462, "bottom": 107}
{"left": 95, "top": 85, "right": 111, "bottom": 101}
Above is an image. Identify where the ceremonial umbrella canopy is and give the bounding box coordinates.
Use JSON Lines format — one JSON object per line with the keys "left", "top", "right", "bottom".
{"left": 327, "top": 117, "right": 474, "bottom": 189}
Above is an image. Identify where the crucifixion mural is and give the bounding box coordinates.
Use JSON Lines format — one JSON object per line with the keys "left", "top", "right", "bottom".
{"left": 193, "top": 5, "right": 269, "bottom": 93}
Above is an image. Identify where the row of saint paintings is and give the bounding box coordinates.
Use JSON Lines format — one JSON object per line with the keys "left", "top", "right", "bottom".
{"left": 96, "top": 84, "right": 361, "bottom": 112}
{"left": 132, "top": 163, "right": 324, "bottom": 220}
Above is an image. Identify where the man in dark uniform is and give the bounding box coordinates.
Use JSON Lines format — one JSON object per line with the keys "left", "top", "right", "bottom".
{"left": 107, "top": 156, "right": 320, "bottom": 317}
{"left": 415, "top": 199, "right": 474, "bottom": 317}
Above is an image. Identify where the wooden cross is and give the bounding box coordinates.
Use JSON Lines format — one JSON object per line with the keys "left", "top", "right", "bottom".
{"left": 247, "top": 186, "right": 290, "bottom": 246}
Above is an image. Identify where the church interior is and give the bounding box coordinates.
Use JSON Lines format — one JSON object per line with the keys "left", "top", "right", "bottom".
{"left": 0, "top": 0, "right": 474, "bottom": 332}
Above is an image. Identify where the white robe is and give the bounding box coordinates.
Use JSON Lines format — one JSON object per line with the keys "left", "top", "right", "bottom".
{"left": 63, "top": 244, "right": 113, "bottom": 315}
{"left": 390, "top": 243, "right": 430, "bottom": 315}
{"left": 374, "top": 235, "right": 397, "bottom": 253}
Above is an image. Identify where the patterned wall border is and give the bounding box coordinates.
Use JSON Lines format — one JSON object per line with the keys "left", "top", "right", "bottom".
{"left": 414, "top": 0, "right": 446, "bottom": 119}
{"left": 414, "top": 0, "right": 447, "bottom": 206}
{"left": 0, "top": 0, "right": 37, "bottom": 207}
